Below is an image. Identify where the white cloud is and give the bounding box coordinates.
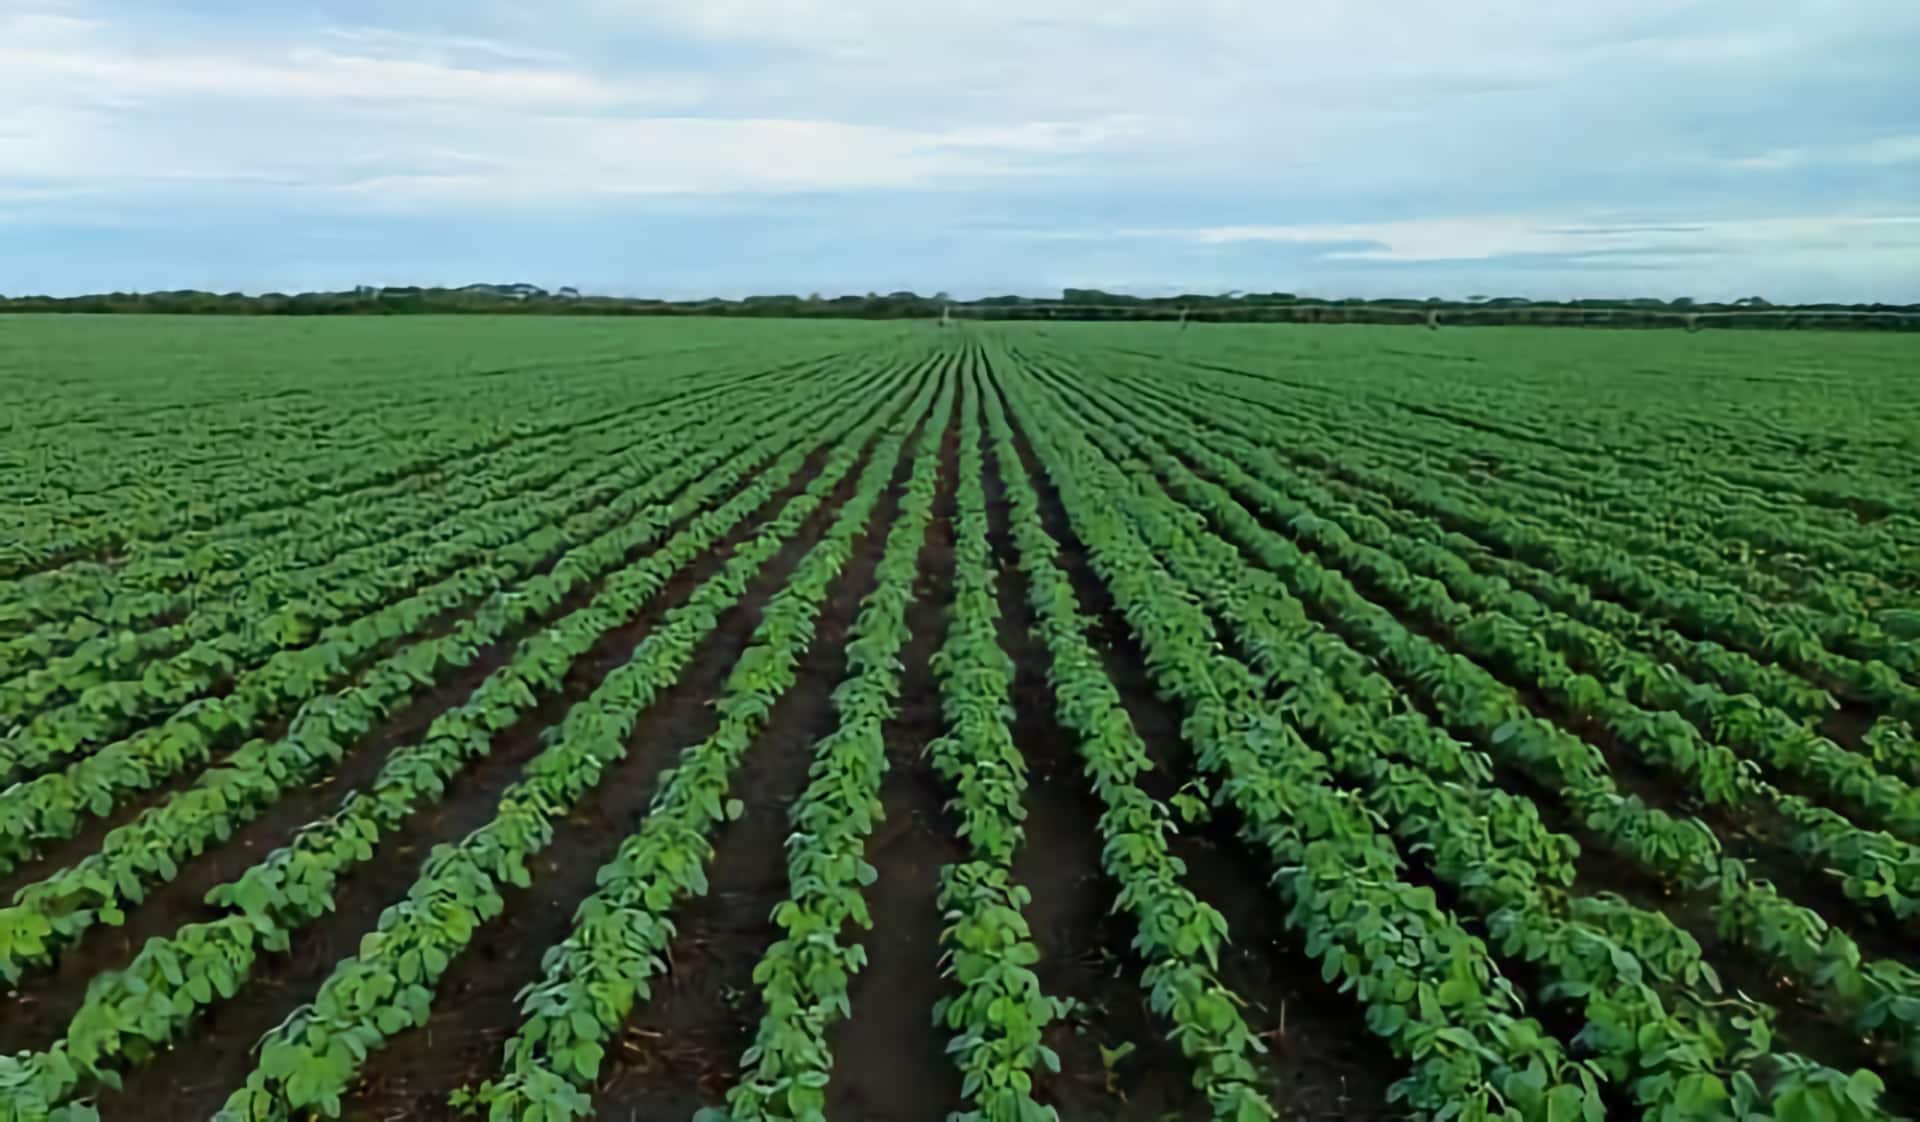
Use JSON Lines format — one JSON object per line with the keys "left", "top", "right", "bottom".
{"left": 1105, "top": 214, "right": 1920, "bottom": 267}
{"left": 0, "top": 42, "right": 697, "bottom": 109}
{"left": 332, "top": 114, "right": 1150, "bottom": 202}
{"left": 319, "top": 26, "right": 574, "bottom": 66}
{"left": 0, "top": 3, "right": 1142, "bottom": 204}
{"left": 1726, "top": 135, "right": 1920, "bottom": 171}
{"left": 638, "top": 0, "right": 1919, "bottom": 102}
{"left": 4, "top": 0, "right": 1918, "bottom": 297}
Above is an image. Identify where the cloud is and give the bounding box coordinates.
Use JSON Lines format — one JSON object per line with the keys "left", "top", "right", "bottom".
{"left": 1725, "top": 135, "right": 1920, "bottom": 171}
{"left": 319, "top": 25, "right": 574, "bottom": 66}
{"left": 4, "top": 0, "right": 1918, "bottom": 298}
{"left": 0, "top": 2, "right": 1140, "bottom": 205}
{"left": 0, "top": 41, "right": 695, "bottom": 110}
{"left": 332, "top": 115, "right": 1151, "bottom": 202}
{"left": 1109, "top": 214, "right": 1920, "bottom": 266}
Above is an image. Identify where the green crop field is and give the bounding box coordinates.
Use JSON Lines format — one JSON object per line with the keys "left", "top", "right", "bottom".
{"left": 1, "top": 315, "right": 1917, "bottom": 1122}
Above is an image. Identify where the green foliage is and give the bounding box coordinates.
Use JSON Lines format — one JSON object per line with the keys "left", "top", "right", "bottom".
{"left": 918, "top": 360, "right": 1066, "bottom": 1122}
{"left": 717, "top": 367, "right": 954, "bottom": 1122}
{"left": 451, "top": 365, "right": 946, "bottom": 1122}
{"left": 0, "top": 335, "right": 933, "bottom": 1119}
{"left": 985, "top": 360, "right": 1280, "bottom": 1121}
{"left": 991, "top": 329, "right": 1911, "bottom": 1120}
{"left": 1, "top": 319, "right": 1914, "bottom": 1122}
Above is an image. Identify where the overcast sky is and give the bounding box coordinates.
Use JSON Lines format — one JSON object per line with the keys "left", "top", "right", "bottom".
{"left": 4, "top": 0, "right": 1918, "bottom": 301}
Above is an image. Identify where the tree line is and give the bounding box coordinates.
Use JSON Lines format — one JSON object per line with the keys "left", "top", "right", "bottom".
{"left": 2, "top": 284, "right": 1915, "bottom": 330}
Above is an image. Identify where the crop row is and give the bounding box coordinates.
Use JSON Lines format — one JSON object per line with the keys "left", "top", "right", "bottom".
{"left": 1011, "top": 350, "right": 1891, "bottom": 1120}
{"left": 0, "top": 350, "right": 936, "bottom": 1122}
{"left": 0, "top": 352, "right": 909, "bottom": 985}
{"left": 0, "top": 354, "right": 859, "bottom": 785}
{"left": 1021, "top": 342, "right": 1920, "bottom": 1087}
{"left": 211, "top": 355, "right": 942, "bottom": 1121}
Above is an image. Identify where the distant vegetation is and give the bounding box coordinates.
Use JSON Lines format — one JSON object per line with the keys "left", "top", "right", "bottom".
{"left": 2, "top": 283, "right": 1916, "bottom": 329}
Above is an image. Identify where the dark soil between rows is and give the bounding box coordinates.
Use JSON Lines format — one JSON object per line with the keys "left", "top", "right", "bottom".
{"left": 333, "top": 379, "right": 928, "bottom": 1122}
{"left": 1820, "top": 701, "right": 1879, "bottom": 751}
{"left": 26, "top": 337, "right": 1911, "bottom": 1122}
{"left": 594, "top": 376, "right": 946, "bottom": 1119}
{"left": 1069, "top": 362, "right": 1920, "bottom": 1106}
{"left": 994, "top": 365, "right": 1398, "bottom": 1121}
{"left": 0, "top": 407, "right": 861, "bottom": 1058}
{"left": 984, "top": 422, "right": 1180, "bottom": 1121}
{"left": 821, "top": 401, "right": 966, "bottom": 1122}
{"left": 85, "top": 405, "right": 896, "bottom": 1122}
{"left": 1134, "top": 377, "right": 1920, "bottom": 948}
{"left": 0, "top": 355, "right": 868, "bottom": 895}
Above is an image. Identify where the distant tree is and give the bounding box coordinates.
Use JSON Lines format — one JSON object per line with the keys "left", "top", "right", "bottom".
{"left": 3, "top": 283, "right": 1914, "bottom": 329}
{"left": 1062, "top": 288, "right": 1136, "bottom": 305}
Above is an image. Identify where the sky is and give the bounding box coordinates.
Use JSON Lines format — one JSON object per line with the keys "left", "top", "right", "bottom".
{"left": 3, "top": 0, "right": 1918, "bottom": 302}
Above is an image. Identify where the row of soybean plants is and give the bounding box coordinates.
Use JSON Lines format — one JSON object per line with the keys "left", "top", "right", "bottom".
{"left": 1038, "top": 342, "right": 1920, "bottom": 1073}
{"left": 0, "top": 349, "right": 848, "bottom": 782}
{"left": 472, "top": 340, "right": 1315, "bottom": 1122}
{"left": 0, "top": 325, "right": 829, "bottom": 582}
{"left": 1064, "top": 351, "right": 1920, "bottom": 924}
{"left": 2, "top": 336, "right": 859, "bottom": 647}
{"left": 917, "top": 354, "right": 1069, "bottom": 1122}
{"left": 0, "top": 351, "right": 909, "bottom": 984}
{"left": 1143, "top": 359, "right": 1920, "bottom": 781}
{"left": 207, "top": 354, "right": 945, "bottom": 1122}
{"left": 0, "top": 344, "right": 837, "bottom": 710}
{"left": 0, "top": 345, "right": 851, "bottom": 705}
{"left": 980, "top": 355, "right": 1284, "bottom": 1122}
{"left": 1158, "top": 345, "right": 1920, "bottom": 704}
{"left": 1145, "top": 327, "right": 1918, "bottom": 590}
{"left": 1146, "top": 377, "right": 1920, "bottom": 853}
{"left": 0, "top": 349, "right": 665, "bottom": 641}
{"left": 0, "top": 348, "right": 895, "bottom": 881}
{"left": 1324, "top": 361, "right": 1920, "bottom": 614}
{"left": 993, "top": 349, "right": 1611, "bottom": 1122}
{"left": 1278, "top": 341, "right": 1909, "bottom": 603}
{"left": 471, "top": 345, "right": 1266, "bottom": 1122}
{"left": 463, "top": 354, "right": 955, "bottom": 1122}
{"left": 1069, "top": 341, "right": 1920, "bottom": 747}
{"left": 0, "top": 341, "right": 652, "bottom": 582}
{"left": 1113, "top": 338, "right": 1920, "bottom": 680}
{"left": 1010, "top": 348, "right": 1894, "bottom": 1121}
{"left": 0, "top": 385, "right": 517, "bottom": 579}
{"left": 717, "top": 358, "right": 951, "bottom": 1121}
{"left": 1270, "top": 376, "right": 1920, "bottom": 674}
{"left": 0, "top": 350, "right": 936, "bottom": 1122}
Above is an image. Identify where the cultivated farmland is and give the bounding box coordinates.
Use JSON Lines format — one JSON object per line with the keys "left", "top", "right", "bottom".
{"left": 1, "top": 315, "right": 1918, "bottom": 1122}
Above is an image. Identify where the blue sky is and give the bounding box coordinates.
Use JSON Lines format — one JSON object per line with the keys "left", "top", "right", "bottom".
{"left": 3, "top": 0, "right": 1918, "bottom": 301}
